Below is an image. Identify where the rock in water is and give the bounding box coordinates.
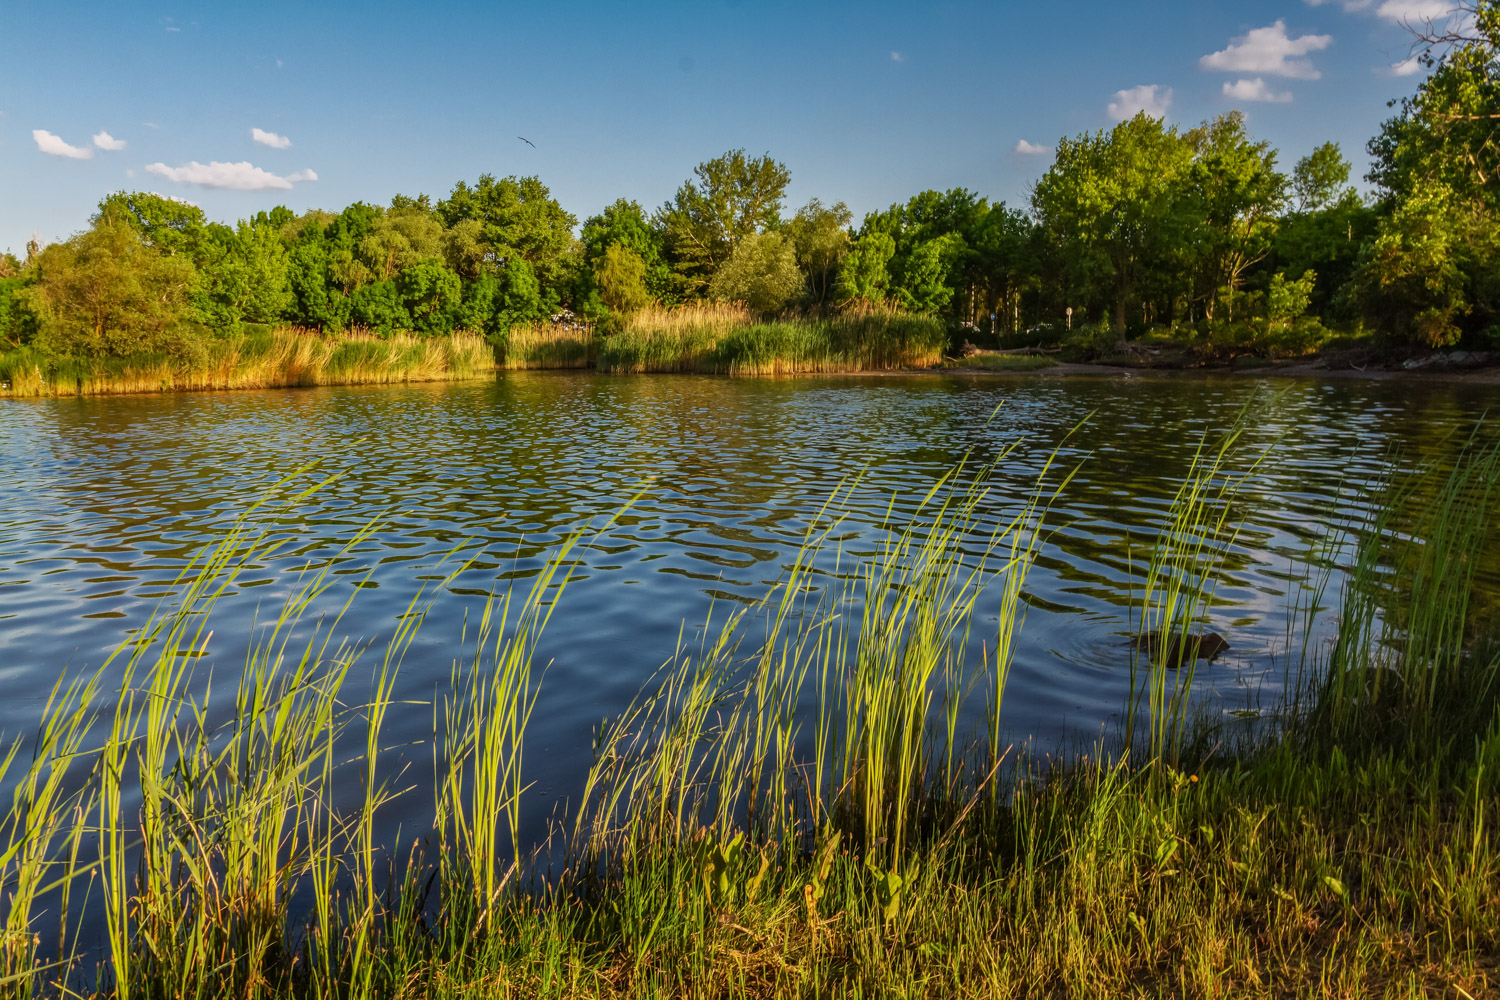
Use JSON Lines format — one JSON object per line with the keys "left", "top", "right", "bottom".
{"left": 1133, "top": 630, "right": 1230, "bottom": 666}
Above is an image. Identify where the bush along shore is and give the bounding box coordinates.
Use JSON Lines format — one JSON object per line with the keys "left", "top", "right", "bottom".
{"left": 2, "top": 429, "right": 1498, "bottom": 998}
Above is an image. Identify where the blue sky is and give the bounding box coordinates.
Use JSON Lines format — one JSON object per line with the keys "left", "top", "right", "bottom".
{"left": 0, "top": 0, "right": 1453, "bottom": 254}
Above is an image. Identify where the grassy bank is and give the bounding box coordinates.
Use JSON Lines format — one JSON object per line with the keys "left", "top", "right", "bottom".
{"left": 499, "top": 322, "right": 595, "bottom": 370}
{"left": 2, "top": 434, "right": 1497, "bottom": 998}
{"left": 941, "top": 353, "right": 1059, "bottom": 372}
{"left": 595, "top": 304, "right": 948, "bottom": 374}
{"left": 0, "top": 327, "right": 494, "bottom": 398}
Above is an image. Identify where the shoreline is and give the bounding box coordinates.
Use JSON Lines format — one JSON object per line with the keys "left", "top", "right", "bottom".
{"left": 6, "top": 352, "right": 1500, "bottom": 401}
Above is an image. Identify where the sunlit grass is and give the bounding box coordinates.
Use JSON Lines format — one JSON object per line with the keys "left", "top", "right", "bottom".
{"left": 0, "top": 328, "right": 493, "bottom": 398}
{"left": 597, "top": 304, "right": 947, "bottom": 374}
{"left": 940, "top": 353, "right": 1058, "bottom": 372}
{"left": 500, "top": 323, "right": 595, "bottom": 369}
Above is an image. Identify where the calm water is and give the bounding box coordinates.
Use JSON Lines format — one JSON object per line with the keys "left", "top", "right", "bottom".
{"left": 0, "top": 370, "right": 1494, "bottom": 840}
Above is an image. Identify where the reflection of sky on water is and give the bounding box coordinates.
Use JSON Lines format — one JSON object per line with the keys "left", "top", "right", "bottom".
{"left": 0, "top": 371, "right": 1494, "bottom": 844}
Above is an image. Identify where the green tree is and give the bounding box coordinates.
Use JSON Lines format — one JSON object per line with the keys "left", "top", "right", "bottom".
{"left": 191, "top": 219, "right": 292, "bottom": 331}
{"left": 1345, "top": 184, "right": 1494, "bottom": 346}
{"left": 397, "top": 259, "right": 463, "bottom": 334}
{"left": 1032, "top": 113, "right": 1194, "bottom": 339}
{"left": 360, "top": 209, "right": 443, "bottom": 280}
{"left": 349, "top": 279, "right": 410, "bottom": 334}
{"left": 657, "top": 149, "right": 791, "bottom": 293}
{"left": 1184, "top": 112, "right": 1287, "bottom": 322}
{"left": 856, "top": 188, "right": 986, "bottom": 319}
{"left": 1275, "top": 144, "right": 1374, "bottom": 316}
{"left": 437, "top": 175, "right": 578, "bottom": 289}
{"left": 964, "top": 204, "right": 1038, "bottom": 332}
{"left": 578, "top": 199, "right": 674, "bottom": 311}
{"left": 1356, "top": 3, "right": 1500, "bottom": 343}
{"left": 1267, "top": 270, "right": 1317, "bottom": 330}
{"left": 707, "top": 231, "right": 803, "bottom": 313}
{"left": 1291, "top": 142, "right": 1353, "bottom": 213}
{"left": 594, "top": 245, "right": 652, "bottom": 317}
{"left": 0, "top": 275, "right": 39, "bottom": 349}
{"left": 440, "top": 219, "right": 488, "bottom": 280}
{"left": 838, "top": 231, "right": 896, "bottom": 306}
{"left": 784, "top": 199, "right": 852, "bottom": 310}
{"left": 895, "top": 235, "right": 965, "bottom": 315}
{"left": 453, "top": 272, "right": 502, "bottom": 334}
{"left": 495, "top": 259, "right": 553, "bottom": 332}
{"left": 1367, "top": 9, "right": 1500, "bottom": 211}
{"left": 96, "top": 192, "right": 207, "bottom": 258}
{"left": 27, "top": 224, "right": 197, "bottom": 357}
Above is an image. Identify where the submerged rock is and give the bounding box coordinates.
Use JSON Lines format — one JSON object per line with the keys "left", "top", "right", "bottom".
{"left": 1132, "top": 630, "right": 1230, "bottom": 666}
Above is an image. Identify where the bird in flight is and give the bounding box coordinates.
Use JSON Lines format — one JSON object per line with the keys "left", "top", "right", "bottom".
{"left": 518, "top": 136, "right": 536, "bottom": 148}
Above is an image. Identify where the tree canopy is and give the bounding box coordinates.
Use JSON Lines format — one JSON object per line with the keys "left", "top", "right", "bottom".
{"left": 4, "top": 35, "right": 1498, "bottom": 363}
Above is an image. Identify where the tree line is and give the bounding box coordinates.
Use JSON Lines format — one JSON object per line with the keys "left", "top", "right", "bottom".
{"left": 1, "top": 9, "right": 1495, "bottom": 362}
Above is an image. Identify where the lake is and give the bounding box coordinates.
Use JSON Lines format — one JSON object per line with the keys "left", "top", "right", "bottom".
{"left": 1, "top": 370, "right": 1494, "bottom": 847}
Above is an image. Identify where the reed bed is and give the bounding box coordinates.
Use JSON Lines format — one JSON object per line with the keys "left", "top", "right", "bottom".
{"left": 941, "top": 353, "right": 1059, "bottom": 372}
{"left": 2, "top": 432, "right": 1497, "bottom": 998}
{"left": 499, "top": 323, "right": 596, "bottom": 369}
{"left": 596, "top": 304, "right": 947, "bottom": 374}
{"left": 0, "top": 328, "right": 493, "bottom": 398}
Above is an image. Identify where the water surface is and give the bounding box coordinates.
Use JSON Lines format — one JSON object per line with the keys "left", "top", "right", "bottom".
{"left": 1, "top": 370, "right": 1493, "bottom": 835}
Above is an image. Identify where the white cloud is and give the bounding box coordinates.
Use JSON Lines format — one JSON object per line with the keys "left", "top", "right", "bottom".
{"left": 92, "top": 130, "right": 126, "bottom": 151}
{"left": 144, "top": 160, "right": 318, "bottom": 191}
{"left": 1386, "top": 55, "right": 1424, "bottom": 75}
{"left": 1374, "top": 0, "right": 1455, "bottom": 24}
{"left": 1013, "top": 139, "right": 1052, "bottom": 155}
{"left": 251, "top": 127, "right": 291, "bottom": 149}
{"left": 1307, "top": 0, "right": 1463, "bottom": 26}
{"left": 1222, "top": 77, "right": 1294, "bottom": 103}
{"left": 890, "top": 51, "right": 904, "bottom": 62}
{"left": 1199, "top": 20, "right": 1332, "bottom": 80}
{"left": 1108, "top": 84, "right": 1173, "bottom": 121}
{"left": 32, "top": 129, "right": 93, "bottom": 159}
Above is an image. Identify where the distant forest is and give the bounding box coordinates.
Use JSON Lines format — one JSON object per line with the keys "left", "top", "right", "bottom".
{"left": 1, "top": 9, "right": 1495, "bottom": 363}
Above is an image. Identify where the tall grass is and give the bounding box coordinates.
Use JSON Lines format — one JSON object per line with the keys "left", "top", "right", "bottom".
{"left": 0, "top": 328, "right": 493, "bottom": 398}
{"left": 1125, "top": 414, "right": 1267, "bottom": 761}
{"left": 2, "top": 433, "right": 1497, "bottom": 997}
{"left": 499, "top": 323, "right": 595, "bottom": 369}
{"left": 596, "top": 304, "right": 947, "bottom": 374}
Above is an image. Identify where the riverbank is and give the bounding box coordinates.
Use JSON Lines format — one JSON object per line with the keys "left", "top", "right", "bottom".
{"left": 0, "top": 328, "right": 494, "bottom": 397}
{"left": 501, "top": 304, "right": 948, "bottom": 375}
{"left": 3, "top": 433, "right": 1496, "bottom": 999}
{"left": 0, "top": 308, "right": 948, "bottom": 398}
{"left": 4, "top": 318, "right": 1498, "bottom": 400}
{"left": 938, "top": 346, "right": 1500, "bottom": 384}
